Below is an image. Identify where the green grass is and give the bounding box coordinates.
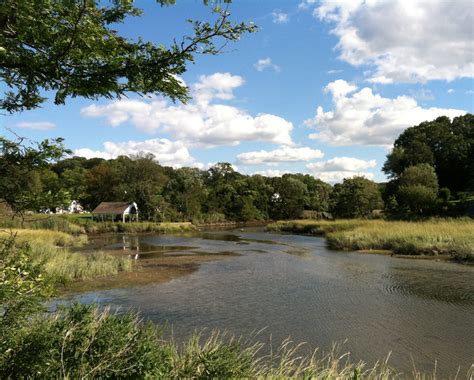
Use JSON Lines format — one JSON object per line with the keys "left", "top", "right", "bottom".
{"left": 268, "top": 219, "right": 474, "bottom": 261}
{"left": 4, "top": 303, "right": 457, "bottom": 379}
{"left": 81, "top": 221, "right": 197, "bottom": 234}
{"left": 0, "top": 213, "right": 197, "bottom": 234}
{"left": 0, "top": 229, "right": 132, "bottom": 283}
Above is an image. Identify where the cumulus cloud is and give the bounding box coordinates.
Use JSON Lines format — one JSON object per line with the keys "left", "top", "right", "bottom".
{"left": 81, "top": 72, "right": 293, "bottom": 147}
{"left": 74, "top": 138, "right": 197, "bottom": 168}
{"left": 312, "top": 0, "right": 473, "bottom": 83}
{"left": 306, "top": 80, "right": 465, "bottom": 147}
{"left": 306, "top": 156, "right": 377, "bottom": 183}
{"left": 254, "top": 58, "right": 281, "bottom": 73}
{"left": 251, "top": 169, "right": 293, "bottom": 177}
{"left": 271, "top": 10, "right": 289, "bottom": 24}
{"left": 15, "top": 121, "right": 55, "bottom": 130}
{"left": 236, "top": 146, "right": 323, "bottom": 165}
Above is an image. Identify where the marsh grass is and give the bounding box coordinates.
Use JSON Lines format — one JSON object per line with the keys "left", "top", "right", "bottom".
{"left": 82, "top": 221, "right": 196, "bottom": 234}
{"left": 0, "top": 229, "right": 131, "bottom": 283}
{"left": 0, "top": 214, "right": 85, "bottom": 235}
{"left": 0, "top": 214, "right": 196, "bottom": 235}
{"left": 268, "top": 219, "right": 474, "bottom": 261}
{"left": 3, "top": 304, "right": 466, "bottom": 379}
{"left": 0, "top": 228, "right": 87, "bottom": 247}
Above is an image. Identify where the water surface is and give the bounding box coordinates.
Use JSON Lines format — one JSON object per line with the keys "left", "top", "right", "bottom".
{"left": 59, "top": 230, "right": 474, "bottom": 376}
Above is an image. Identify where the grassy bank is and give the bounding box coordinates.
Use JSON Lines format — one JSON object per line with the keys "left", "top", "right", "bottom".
{"left": 267, "top": 219, "right": 474, "bottom": 262}
{"left": 0, "top": 214, "right": 197, "bottom": 234}
{"left": 0, "top": 229, "right": 131, "bottom": 283}
{"left": 4, "top": 303, "right": 445, "bottom": 379}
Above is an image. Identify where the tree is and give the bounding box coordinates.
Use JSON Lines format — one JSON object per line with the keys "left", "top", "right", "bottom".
{"left": 0, "top": 0, "right": 256, "bottom": 112}
{"left": 395, "top": 164, "right": 438, "bottom": 215}
{"left": 0, "top": 136, "right": 69, "bottom": 216}
{"left": 383, "top": 114, "right": 474, "bottom": 193}
{"left": 164, "top": 167, "right": 207, "bottom": 221}
{"left": 270, "top": 175, "right": 307, "bottom": 220}
{"left": 330, "top": 176, "right": 383, "bottom": 218}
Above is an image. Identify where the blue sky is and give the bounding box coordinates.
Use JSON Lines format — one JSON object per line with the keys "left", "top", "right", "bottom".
{"left": 2, "top": 0, "right": 473, "bottom": 183}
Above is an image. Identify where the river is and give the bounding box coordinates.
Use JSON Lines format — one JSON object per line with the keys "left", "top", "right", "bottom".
{"left": 57, "top": 229, "right": 474, "bottom": 377}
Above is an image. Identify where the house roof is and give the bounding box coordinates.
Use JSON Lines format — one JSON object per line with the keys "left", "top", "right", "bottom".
{"left": 92, "top": 202, "right": 136, "bottom": 214}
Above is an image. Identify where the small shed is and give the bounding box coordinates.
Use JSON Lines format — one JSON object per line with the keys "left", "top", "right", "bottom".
{"left": 92, "top": 202, "right": 139, "bottom": 222}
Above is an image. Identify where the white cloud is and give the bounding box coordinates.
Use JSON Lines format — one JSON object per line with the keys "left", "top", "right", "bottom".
{"left": 327, "top": 69, "right": 343, "bottom": 74}
{"left": 81, "top": 72, "right": 293, "bottom": 147}
{"left": 252, "top": 169, "right": 293, "bottom": 177}
{"left": 312, "top": 0, "right": 473, "bottom": 83}
{"left": 306, "top": 156, "right": 377, "bottom": 183}
{"left": 15, "top": 121, "right": 55, "bottom": 131}
{"left": 311, "top": 171, "right": 374, "bottom": 183}
{"left": 307, "top": 156, "right": 376, "bottom": 172}
{"left": 271, "top": 10, "right": 289, "bottom": 24}
{"left": 193, "top": 72, "right": 243, "bottom": 104}
{"left": 236, "top": 146, "right": 323, "bottom": 165}
{"left": 324, "top": 79, "right": 357, "bottom": 98}
{"left": 74, "top": 138, "right": 197, "bottom": 168}
{"left": 254, "top": 58, "right": 281, "bottom": 73}
{"left": 447, "top": 89, "right": 455, "bottom": 94}
{"left": 306, "top": 80, "right": 466, "bottom": 147}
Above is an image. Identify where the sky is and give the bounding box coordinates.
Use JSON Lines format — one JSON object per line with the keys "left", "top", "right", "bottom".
{"left": 2, "top": 0, "right": 473, "bottom": 183}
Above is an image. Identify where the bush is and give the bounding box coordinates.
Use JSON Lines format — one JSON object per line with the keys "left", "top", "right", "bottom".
{"left": 0, "top": 304, "right": 173, "bottom": 379}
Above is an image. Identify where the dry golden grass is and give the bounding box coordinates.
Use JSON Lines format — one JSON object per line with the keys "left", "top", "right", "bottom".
{"left": 268, "top": 219, "right": 474, "bottom": 260}
{"left": 0, "top": 229, "right": 132, "bottom": 282}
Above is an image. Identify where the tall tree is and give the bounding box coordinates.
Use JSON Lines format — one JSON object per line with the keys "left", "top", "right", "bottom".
{"left": 395, "top": 164, "right": 439, "bottom": 215}
{"left": 0, "top": 136, "right": 69, "bottom": 216}
{"left": 383, "top": 115, "right": 474, "bottom": 193}
{"left": 0, "top": 0, "right": 256, "bottom": 112}
{"left": 330, "top": 176, "right": 383, "bottom": 218}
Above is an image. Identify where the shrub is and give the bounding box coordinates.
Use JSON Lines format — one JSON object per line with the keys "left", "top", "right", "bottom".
{"left": 0, "top": 304, "right": 173, "bottom": 379}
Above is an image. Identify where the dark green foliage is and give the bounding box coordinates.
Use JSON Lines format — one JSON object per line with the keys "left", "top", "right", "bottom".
{"left": 395, "top": 164, "right": 439, "bottom": 215}
{"left": 1, "top": 304, "right": 173, "bottom": 379}
{"left": 383, "top": 114, "right": 474, "bottom": 193}
{"left": 270, "top": 175, "right": 308, "bottom": 219}
{"left": 0, "top": 136, "right": 70, "bottom": 216}
{"left": 330, "top": 177, "right": 383, "bottom": 218}
{"left": 0, "top": 0, "right": 256, "bottom": 112}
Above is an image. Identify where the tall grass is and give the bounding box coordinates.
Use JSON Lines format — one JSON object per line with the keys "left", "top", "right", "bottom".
{"left": 81, "top": 221, "right": 196, "bottom": 234}
{"left": 0, "top": 229, "right": 131, "bottom": 283}
{"left": 0, "top": 214, "right": 197, "bottom": 234}
{"left": 4, "top": 304, "right": 460, "bottom": 379}
{"left": 268, "top": 219, "right": 474, "bottom": 261}
{"left": 1, "top": 228, "right": 87, "bottom": 247}
{"left": 0, "top": 214, "right": 85, "bottom": 235}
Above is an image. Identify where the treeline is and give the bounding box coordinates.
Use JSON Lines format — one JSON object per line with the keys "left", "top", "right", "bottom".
{"left": 1, "top": 114, "right": 473, "bottom": 221}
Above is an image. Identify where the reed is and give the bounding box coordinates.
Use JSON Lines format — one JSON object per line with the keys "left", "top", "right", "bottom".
{"left": 0, "top": 229, "right": 132, "bottom": 282}
{"left": 268, "top": 219, "right": 474, "bottom": 261}
{"left": 3, "top": 304, "right": 467, "bottom": 379}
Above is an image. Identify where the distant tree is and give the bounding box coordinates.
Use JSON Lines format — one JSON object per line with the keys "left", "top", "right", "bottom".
{"left": 0, "top": 136, "right": 69, "bottom": 216}
{"left": 83, "top": 154, "right": 168, "bottom": 218}
{"left": 270, "top": 175, "right": 307, "bottom": 220}
{"left": 330, "top": 176, "right": 383, "bottom": 218}
{"left": 0, "top": 0, "right": 256, "bottom": 112}
{"left": 165, "top": 167, "right": 207, "bottom": 221}
{"left": 398, "top": 163, "right": 438, "bottom": 189}
{"left": 395, "top": 164, "right": 439, "bottom": 215}
{"left": 383, "top": 114, "right": 474, "bottom": 193}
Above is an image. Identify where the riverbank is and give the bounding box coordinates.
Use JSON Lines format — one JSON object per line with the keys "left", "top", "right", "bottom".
{"left": 267, "top": 219, "right": 474, "bottom": 262}
{"left": 2, "top": 302, "right": 439, "bottom": 379}
{"left": 0, "top": 229, "right": 131, "bottom": 283}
